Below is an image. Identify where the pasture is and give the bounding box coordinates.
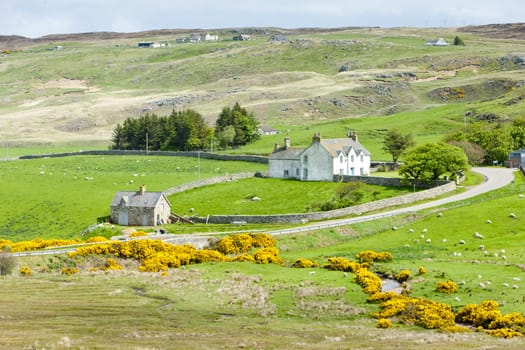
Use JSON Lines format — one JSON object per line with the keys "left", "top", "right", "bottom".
{"left": 0, "top": 155, "right": 265, "bottom": 240}
{"left": 2, "top": 171, "right": 525, "bottom": 349}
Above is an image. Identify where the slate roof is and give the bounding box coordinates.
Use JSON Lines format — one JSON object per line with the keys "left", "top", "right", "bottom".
{"left": 111, "top": 191, "right": 171, "bottom": 209}
{"left": 269, "top": 147, "right": 305, "bottom": 160}
{"left": 319, "top": 138, "right": 371, "bottom": 157}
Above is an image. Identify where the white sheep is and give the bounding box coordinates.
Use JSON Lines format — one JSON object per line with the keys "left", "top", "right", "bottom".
{"left": 413, "top": 239, "right": 419, "bottom": 243}
{"left": 513, "top": 277, "right": 521, "bottom": 281}
{"left": 426, "top": 238, "right": 432, "bottom": 243}
{"left": 454, "top": 296, "right": 461, "bottom": 302}
{"left": 437, "top": 212, "right": 443, "bottom": 217}
{"left": 442, "top": 238, "right": 448, "bottom": 243}
{"left": 420, "top": 234, "right": 425, "bottom": 239}
{"left": 478, "top": 274, "right": 482, "bottom": 279}
{"left": 392, "top": 226, "right": 398, "bottom": 230}
{"left": 459, "top": 280, "right": 466, "bottom": 285}
{"left": 479, "top": 245, "right": 485, "bottom": 250}
{"left": 519, "top": 194, "right": 524, "bottom": 198}
{"left": 503, "top": 283, "right": 510, "bottom": 287}
{"left": 408, "top": 228, "right": 414, "bottom": 233}
{"left": 459, "top": 239, "right": 466, "bottom": 245}
{"left": 422, "top": 228, "right": 428, "bottom": 233}
{"left": 484, "top": 251, "right": 489, "bottom": 256}
{"left": 510, "top": 212, "right": 517, "bottom": 219}
{"left": 478, "top": 282, "right": 486, "bottom": 289}
{"left": 501, "top": 255, "right": 507, "bottom": 260}
{"left": 513, "top": 284, "right": 519, "bottom": 289}
{"left": 309, "top": 271, "right": 316, "bottom": 276}
{"left": 500, "top": 249, "right": 506, "bottom": 254}
{"left": 486, "top": 219, "right": 492, "bottom": 224}
{"left": 474, "top": 232, "right": 484, "bottom": 239}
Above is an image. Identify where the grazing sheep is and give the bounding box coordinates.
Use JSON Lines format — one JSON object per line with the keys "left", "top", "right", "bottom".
{"left": 501, "top": 255, "right": 507, "bottom": 260}
{"left": 478, "top": 274, "right": 482, "bottom": 280}
{"left": 494, "top": 252, "right": 499, "bottom": 257}
{"left": 503, "top": 283, "right": 510, "bottom": 287}
{"left": 459, "top": 280, "right": 466, "bottom": 285}
{"left": 519, "top": 194, "right": 524, "bottom": 198}
{"left": 454, "top": 296, "right": 461, "bottom": 302}
{"left": 420, "top": 234, "right": 425, "bottom": 239}
{"left": 343, "top": 272, "right": 348, "bottom": 277}
{"left": 437, "top": 212, "right": 443, "bottom": 217}
{"left": 510, "top": 212, "right": 517, "bottom": 219}
{"left": 413, "top": 239, "right": 419, "bottom": 243}
{"left": 426, "top": 238, "right": 432, "bottom": 243}
{"left": 392, "top": 226, "right": 398, "bottom": 230}
{"left": 513, "top": 277, "right": 521, "bottom": 281}
{"left": 39, "top": 171, "right": 45, "bottom": 175}
{"left": 500, "top": 249, "right": 506, "bottom": 254}
{"left": 479, "top": 245, "right": 485, "bottom": 250}
{"left": 474, "top": 232, "right": 484, "bottom": 239}
{"left": 486, "top": 219, "right": 492, "bottom": 224}
{"left": 513, "top": 284, "right": 519, "bottom": 289}
{"left": 442, "top": 238, "right": 447, "bottom": 243}
{"left": 459, "top": 239, "right": 466, "bottom": 245}
{"left": 422, "top": 228, "right": 428, "bottom": 233}
{"left": 309, "top": 271, "right": 316, "bottom": 276}
{"left": 408, "top": 228, "right": 414, "bottom": 233}
{"left": 478, "top": 282, "right": 486, "bottom": 289}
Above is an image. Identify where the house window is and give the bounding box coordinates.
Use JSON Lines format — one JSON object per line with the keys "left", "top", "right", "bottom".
{"left": 360, "top": 154, "right": 364, "bottom": 162}
{"left": 339, "top": 168, "right": 344, "bottom": 175}
{"left": 360, "top": 168, "right": 364, "bottom": 175}
{"left": 350, "top": 167, "right": 355, "bottom": 175}
{"left": 340, "top": 155, "right": 343, "bottom": 163}
{"left": 303, "top": 155, "right": 308, "bottom": 163}
{"left": 351, "top": 155, "right": 354, "bottom": 162}
{"left": 296, "top": 168, "right": 300, "bottom": 177}
{"left": 284, "top": 170, "right": 289, "bottom": 177}
{"left": 303, "top": 168, "right": 308, "bottom": 179}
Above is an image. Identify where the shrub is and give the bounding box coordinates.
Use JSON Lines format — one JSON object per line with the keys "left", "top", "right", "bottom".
{"left": 396, "top": 269, "right": 411, "bottom": 283}
{"left": 129, "top": 230, "right": 148, "bottom": 238}
{"left": 354, "top": 268, "right": 382, "bottom": 295}
{"left": 418, "top": 266, "right": 427, "bottom": 275}
{"left": 253, "top": 247, "right": 284, "bottom": 265}
{"left": 103, "top": 258, "right": 122, "bottom": 271}
{"left": 291, "top": 258, "right": 318, "bottom": 268}
{"left": 230, "top": 254, "right": 255, "bottom": 263}
{"left": 61, "top": 267, "right": 79, "bottom": 275}
{"left": 436, "top": 280, "right": 458, "bottom": 294}
{"left": 376, "top": 318, "right": 392, "bottom": 328}
{"left": 355, "top": 250, "right": 393, "bottom": 263}
{"left": 485, "top": 328, "right": 523, "bottom": 339}
{"left": 86, "top": 236, "right": 108, "bottom": 243}
{"left": 19, "top": 265, "right": 32, "bottom": 276}
{"left": 324, "top": 257, "right": 365, "bottom": 272}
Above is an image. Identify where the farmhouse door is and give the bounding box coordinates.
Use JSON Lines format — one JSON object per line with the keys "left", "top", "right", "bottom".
{"left": 118, "top": 210, "right": 128, "bottom": 226}
{"left": 142, "top": 213, "right": 148, "bottom": 226}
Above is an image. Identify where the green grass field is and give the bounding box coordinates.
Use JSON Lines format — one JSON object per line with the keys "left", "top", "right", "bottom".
{"left": 0, "top": 155, "right": 265, "bottom": 240}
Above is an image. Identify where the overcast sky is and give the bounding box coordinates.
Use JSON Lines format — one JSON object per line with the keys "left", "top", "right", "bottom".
{"left": 2, "top": 0, "right": 525, "bottom": 38}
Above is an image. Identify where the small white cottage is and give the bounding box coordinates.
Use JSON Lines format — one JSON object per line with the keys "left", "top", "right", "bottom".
{"left": 110, "top": 185, "right": 171, "bottom": 226}
{"left": 269, "top": 131, "right": 371, "bottom": 181}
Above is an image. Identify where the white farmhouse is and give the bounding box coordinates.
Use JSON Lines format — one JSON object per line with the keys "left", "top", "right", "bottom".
{"left": 268, "top": 132, "right": 371, "bottom": 181}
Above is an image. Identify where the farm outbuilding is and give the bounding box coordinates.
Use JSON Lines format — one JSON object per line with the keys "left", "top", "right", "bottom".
{"left": 110, "top": 185, "right": 171, "bottom": 226}
{"left": 509, "top": 149, "right": 525, "bottom": 168}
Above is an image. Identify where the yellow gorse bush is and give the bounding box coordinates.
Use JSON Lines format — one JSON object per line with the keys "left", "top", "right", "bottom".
{"left": 214, "top": 233, "right": 276, "bottom": 255}
{"left": 129, "top": 230, "right": 148, "bottom": 238}
{"left": 354, "top": 268, "right": 382, "bottom": 295}
{"left": 355, "top": 250, "right": 393, "bottom": 263}
{"left": 19, "top": 265, "right": 32, "bottom": 276}
{"left": 323, "top": 257, "right": 366, "bottom": 272}
{"left": 395, "top": 269, "right": 411, "bottom": 283}
{"left": 436, "top": 280, "right": 458, "bottom": 294}
{"left": 291, "top": 258, "right": 318, "bottom": 268}
{"left": 1, "top": 238, "right": 81, "bottom": 252}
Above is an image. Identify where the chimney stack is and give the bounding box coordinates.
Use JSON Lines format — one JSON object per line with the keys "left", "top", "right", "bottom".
{"left": 348, "top": 130, "right": 358, "bottom": 142}
{"left": 140, "top": 184, "right": 146, "bottom": 195}
{"left": 284, "top": 134, "right": 291, "bottom": 149}
{"left": 312, "top": 133, "right": 321, "bottom": 143}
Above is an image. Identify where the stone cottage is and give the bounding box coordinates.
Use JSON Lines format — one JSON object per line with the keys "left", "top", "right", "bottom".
{"left": 268, "top": 131, "right": 371, "bottom": 181}
{"left": 509, "top": 149, "right": 525, "bottom": 168}
{"left": 110, "top": 185, "right": 171, "bottom": 226}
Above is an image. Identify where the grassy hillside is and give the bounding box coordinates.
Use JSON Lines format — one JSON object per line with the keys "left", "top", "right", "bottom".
{"left": 1, "top": 26, "right": 525, "bottom": 156}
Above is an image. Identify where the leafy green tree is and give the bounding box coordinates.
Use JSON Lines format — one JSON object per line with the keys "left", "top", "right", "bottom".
{"left": 453, "top": 36, "right": 465, "bottom": 46}
{"left": 215, "top": 102, "right": 259, "bottom": 148}
{"left": 382, "top": 130, "right": 415, "bottom": 166}
{"left": 217, "top": 125, "right": 236, "bottom": 149}
{"left": 399, "top": 143, "right": 469, "bottom": 182}
{"left": 510, "top": 117, "right": 525, "bottom": 150}
{"left": 447, "top": 140, "right": 486, "bottom": 165}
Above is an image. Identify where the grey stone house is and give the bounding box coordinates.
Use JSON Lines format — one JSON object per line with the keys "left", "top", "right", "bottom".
{"left": 110, "top": 185, "right": 171, "bottom": 226}
{"left": 268, "top": 132, "right": 371, "bottom": 181}
{"left": 509, "top": 149, "right": 525, "bottom": 168}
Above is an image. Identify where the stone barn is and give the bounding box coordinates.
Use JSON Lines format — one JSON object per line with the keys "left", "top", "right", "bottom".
{"left": 110, "top": 185, "right": 171, "bottom": 226}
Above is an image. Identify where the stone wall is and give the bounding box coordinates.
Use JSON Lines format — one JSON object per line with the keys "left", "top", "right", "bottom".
{"left": 191, "top": 181, "right": 456, "bottom": 224}
{"left": 19, "top": 150, "right": 269, "bottom": 164}
{"left": 334, "top": 175, "right": 451, "bottom": 188}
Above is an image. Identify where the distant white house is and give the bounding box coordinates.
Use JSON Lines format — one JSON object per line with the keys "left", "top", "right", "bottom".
{"left": 268, "top": 132, "right": 371, "bottom": 181}
{"left": 201, "top": 33, "right": 219, "bottom": 41}
{"left": 425, "top": 38, "right": 449, "bottom": 46}
{"left": 233, "top": 34, "right": 251, "bottom": 41}
{"left": 258, "top": 125, "right": 280, "bottom": 135}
